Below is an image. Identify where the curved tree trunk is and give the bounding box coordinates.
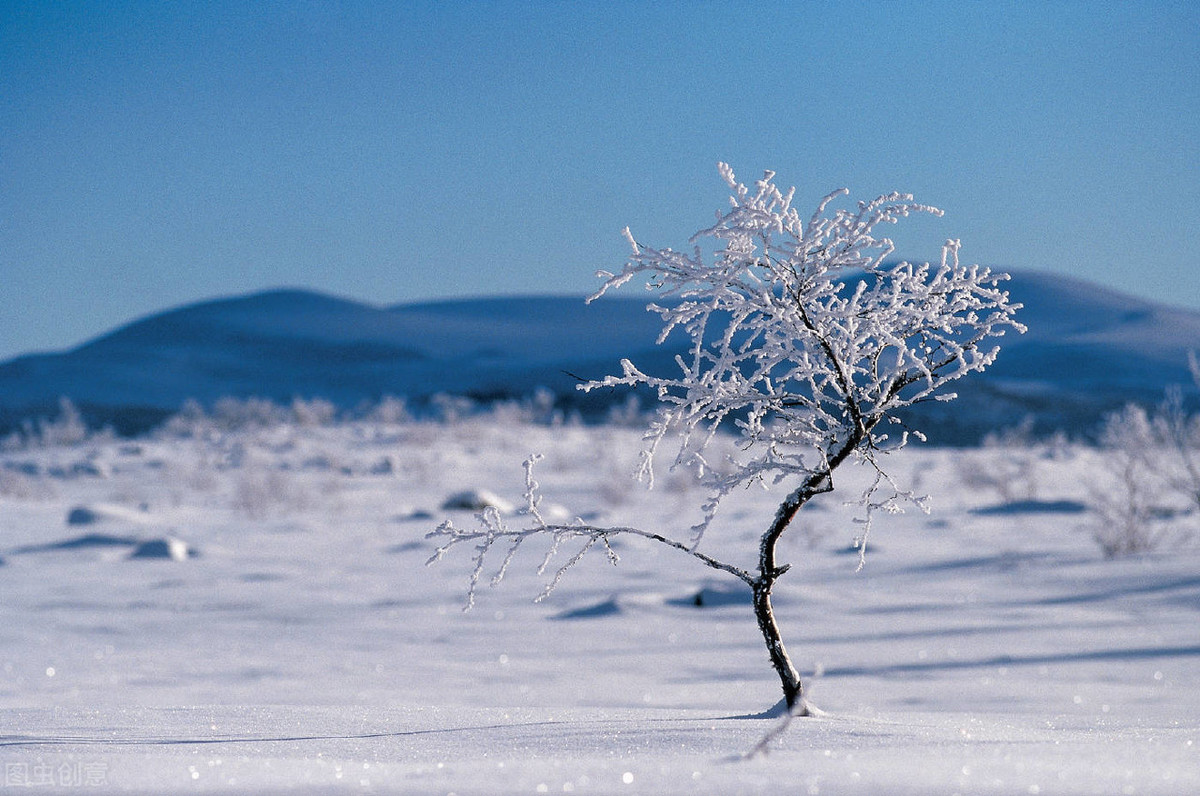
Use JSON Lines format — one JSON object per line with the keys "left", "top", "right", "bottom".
{"left": 751, "top": 459, "right": 847, "bottom": 715}
{"left": 752, "top": 577, "right": 808, "bottom": 714}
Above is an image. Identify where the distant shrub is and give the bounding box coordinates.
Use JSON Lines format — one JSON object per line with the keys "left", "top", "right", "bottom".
{"left": 1088, "top": 380, "right": 1199, "bottom": 557}
{"left": 214, "top": 397, "right": 288, "bottom": 430}
{"left": 233, "top": 468, "right": 296, "bottom": 519}
{"left": 366, "top": 396, "right": 411, "bottom": 425}
{"left": 290, "top": 397, "right": 338, "bottom": 427}
{"left": 430, "top": 393, "right": 475, "bottom": 424}
{"left": 0, "top": 468, "right": 53, "bottom": 499}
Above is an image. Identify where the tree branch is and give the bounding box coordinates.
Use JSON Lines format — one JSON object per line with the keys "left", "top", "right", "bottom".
{"left": 427, "top": 514, "right": 755, "bottom": 611}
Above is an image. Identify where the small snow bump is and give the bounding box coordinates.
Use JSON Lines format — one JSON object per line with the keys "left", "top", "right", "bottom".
{"left": 537, "top": 502, "right": 573, "bottom": 523}
{"left": 440, "top": 489, "right": 514, "bottom": 513}
{"left": 66, "top": 506, "right": 102, "bottom": 525}
{"left": 66, "top": 503, "right": 154, "bottom": 526}
{"left": 128, "top": 537, "right": 194, "bottom": 562}
{"left": 15, "top": 533, "right": 140, "bottom": 553}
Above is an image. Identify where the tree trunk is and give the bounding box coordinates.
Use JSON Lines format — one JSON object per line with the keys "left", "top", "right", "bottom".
{"left": 751, "top": 466, "right": 842, "bottom": 716}
{"left": 753, "top": 576, "right": 808, "bottom": 715}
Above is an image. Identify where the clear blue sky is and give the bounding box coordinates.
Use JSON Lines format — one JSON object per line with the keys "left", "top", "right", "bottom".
{"left": 2, "top": 1, "right": 1197, "bottom": 362}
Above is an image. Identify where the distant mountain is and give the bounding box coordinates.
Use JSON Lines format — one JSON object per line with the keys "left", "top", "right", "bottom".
{"left": 0, "top": 290, "right": 679, "bottom": 435}
{"left": 917, "top": 271, "right": 1200, "bottom": 440}
{"left": 1, "top": 271, "right": 1198, "bottom": 442}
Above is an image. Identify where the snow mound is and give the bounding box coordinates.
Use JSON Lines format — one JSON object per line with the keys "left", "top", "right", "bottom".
{"left": 552, "top": 592, "right": 669, "bottom": 620}
{"left": 440, "top": 489, "right": 514, "bottom": 513}
{"left": 16, "top": 533, "right": 140, "bottom": 553}
{"left": 391, "top": 508, "right": 435, "bottom": 522}
{"left": 13, "top": 529, "right": 195, "bottom": 561}
{"left": 66, "top": 503, "right": 154, "bottom": 526}
{"left": 667, "top": 582, "right": 755, "bottom": 608}
{"left": 971, "top": 499, "right": 1089, "bottom": 515}
{"left": 128, "top": 537, "right": 194, "bottom": 561}
{"left": 537, "top": 502, "right": 574, "bottom": 523}
{"left": 386, "top": 540, "right": 427, "bottom": 553}
{"left": 552, "top": 597, "right": 624, "bottom": 620}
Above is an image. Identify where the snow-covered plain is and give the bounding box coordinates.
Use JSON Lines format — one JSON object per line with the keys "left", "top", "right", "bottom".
{"left": 1, "top": 417, "right": 1197, "bottom": 794}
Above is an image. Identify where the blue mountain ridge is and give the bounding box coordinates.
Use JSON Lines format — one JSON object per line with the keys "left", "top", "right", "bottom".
{"left": 2, "top": 270, "right": 1198, "bottom": 443}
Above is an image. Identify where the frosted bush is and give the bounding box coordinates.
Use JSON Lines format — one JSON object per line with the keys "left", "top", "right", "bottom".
{"left": 213, "top": 397, "right": 288, "bottom": 431}
{"left": 605, "top": 395, "right": 645, "bottom": 428}
{"left": 14, "top": 398, "right": 93, "bottom": 448}
{"left": 431, "top": 394, "right": 475, "bottom": 425}
{"left": 484, "top": 387, "right": 560, "bottom": 427}
{"left": 958, "top": 417, "right": 1043, "bottom": 502}
{"left": 155, "top": 399, "right": 210, "bottom": 439}
{"left": 430, "top": 163, "right": 1023, "bottom": 716}
{"left": 1089, "top": 379, "right": 1200, "bottom": 557}
{"left": 0, "top": 468, "right": 54, "bottom": 500}
{"left": 367, "top": 396, "right": 411, "bottom": 425}
{"left": 233, "top": 468, "right": 297, "bottom": 519}
{"left": 290, "top": 397, "right": 338, "bottom": 427}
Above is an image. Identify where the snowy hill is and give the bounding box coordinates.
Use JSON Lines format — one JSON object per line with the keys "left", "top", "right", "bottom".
{"left": 1, "top": 271, "right": 1198, "bottom": 441}
{"left": 902, "top": 271, "right": 1200, "bottom": 439}
{"left": 0, "top": 290, "right": 676, "bottom": 433}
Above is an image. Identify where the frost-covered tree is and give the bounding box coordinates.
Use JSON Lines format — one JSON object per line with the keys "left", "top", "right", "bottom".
{"left": 1090, "top": 404, "right": 1171, "bottom": 557}
{"left": 1089, "top": 357, "right": 1200, "bottom": 557}
{"left": 429, "top": 164, "right": 1024, "bottom": 715}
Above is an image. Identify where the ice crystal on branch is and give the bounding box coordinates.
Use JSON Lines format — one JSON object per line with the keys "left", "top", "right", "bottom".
{"left": 586, "top": 164, "right": 1025, "bottom": 542}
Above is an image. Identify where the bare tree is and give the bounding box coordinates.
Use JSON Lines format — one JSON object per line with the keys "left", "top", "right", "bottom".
{"left": 429, "top": 164, "right": 1023, "bottom": 715}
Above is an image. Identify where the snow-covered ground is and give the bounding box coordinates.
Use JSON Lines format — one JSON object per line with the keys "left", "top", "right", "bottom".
{"left": 1, "top": 418, "right": 1196, "bottom": 794}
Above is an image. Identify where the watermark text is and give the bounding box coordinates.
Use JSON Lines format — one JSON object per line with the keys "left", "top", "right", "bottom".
{"left": 3, "top": 761, "right": 109, "bottom": 788}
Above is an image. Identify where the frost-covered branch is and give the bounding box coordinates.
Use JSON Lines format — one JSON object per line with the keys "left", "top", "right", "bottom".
{"left": 585, "top": 164, "right": 1023, "bottom": 543}
{"left": 426, "top": 456, "right": 753, "bottom": 610}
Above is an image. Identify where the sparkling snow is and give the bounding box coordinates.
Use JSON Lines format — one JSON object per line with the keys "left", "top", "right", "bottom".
{"left": 1, "top": 419, "right": 1196, "bottom": 794}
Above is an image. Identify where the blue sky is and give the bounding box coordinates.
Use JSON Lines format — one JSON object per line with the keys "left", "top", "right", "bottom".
{"left": 2, "top": 1, "right": 1197, "bottom": 362}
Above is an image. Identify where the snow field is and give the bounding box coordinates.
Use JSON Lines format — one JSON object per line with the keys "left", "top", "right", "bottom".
{"left": 0, "top": 419, "right": 1196, "bottom": 793}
